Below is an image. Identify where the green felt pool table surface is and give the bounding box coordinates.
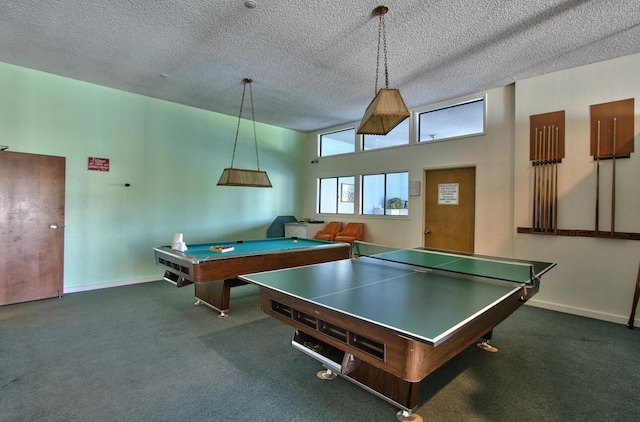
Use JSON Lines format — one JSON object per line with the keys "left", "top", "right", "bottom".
{"left": 156, "top": 237, "right": 343, "bottom": 263}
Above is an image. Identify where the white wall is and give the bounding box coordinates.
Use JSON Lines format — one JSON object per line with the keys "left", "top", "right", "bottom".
{"left": 514, "top": 53, "right": 640, "bottom": 324}
{"left": 304, "top": 53, "right": 640, "bottom": 326}
{"left": 304, "top": 86, "right": 517, "bottom": 257}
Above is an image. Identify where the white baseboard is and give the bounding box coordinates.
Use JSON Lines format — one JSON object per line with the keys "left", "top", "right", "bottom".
{"left": 63, "top": 276, "right": 160, "bottom": 294}
{"left": 527, "top": 298, "right": 636, "bottom": 327}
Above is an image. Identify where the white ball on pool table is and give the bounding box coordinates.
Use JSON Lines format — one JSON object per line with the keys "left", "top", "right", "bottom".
{"left": 293, "top": 239, "right": 297, "bottom": 243}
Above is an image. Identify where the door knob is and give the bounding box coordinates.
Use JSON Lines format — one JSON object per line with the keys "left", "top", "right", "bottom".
{"left": 424, "top": 229, "right": 430, "bottom": 234}
{"left": 49, "top": 224, "right": 58, "bottom": 229}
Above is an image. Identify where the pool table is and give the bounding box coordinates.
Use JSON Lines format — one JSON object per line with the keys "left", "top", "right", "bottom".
{"left": 153, "top": 237, "right": 350, "bottom": 316}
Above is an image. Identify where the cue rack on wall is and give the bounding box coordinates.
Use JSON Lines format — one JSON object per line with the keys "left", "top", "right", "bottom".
{"left": 518, "top": 98, "right": 639, "bottom": 240}
{"left": 529, "top": 110, "right": 565, "bottom": 233}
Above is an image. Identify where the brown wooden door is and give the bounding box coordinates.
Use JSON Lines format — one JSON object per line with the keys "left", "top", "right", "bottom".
{"left": 0, "top": 151, "right": 66, "bottom": 305}
{"left": 424, "top": 167, "right": 475, "bottom": 253}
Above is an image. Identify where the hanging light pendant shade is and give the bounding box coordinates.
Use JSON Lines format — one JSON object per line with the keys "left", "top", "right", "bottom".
{"left": 217, "top": 167, "right": 271, "bottom": 187}
{"left": 357, "top": 5, "right": 409, "bottom": 136}
{"left": 358, "top": 88, "right": 409, "bottom": 135}
{"left": 217, "top": 78, "right": 272, "bottom": 188}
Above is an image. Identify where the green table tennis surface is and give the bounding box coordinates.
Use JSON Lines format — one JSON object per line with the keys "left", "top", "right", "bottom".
{"left": 241, "top": 247, "right": 555, "bottom": 345}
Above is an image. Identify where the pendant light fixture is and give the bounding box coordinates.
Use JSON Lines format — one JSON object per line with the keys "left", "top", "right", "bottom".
{"left": 357, "top": 5, "right": 410, "bottom": 136}
{"left": 217, "top": 78, "right": 272, "bottom": 188}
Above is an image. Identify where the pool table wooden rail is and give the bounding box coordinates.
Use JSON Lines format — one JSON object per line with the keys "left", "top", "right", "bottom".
{"left": 154, "top": 241, "right": 351, "bottom": 315}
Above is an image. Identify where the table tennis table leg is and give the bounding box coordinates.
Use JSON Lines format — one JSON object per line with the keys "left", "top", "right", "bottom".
{"left": 628, "top": 262, "right": 640, "bottom": 329}
{"left": 316, "top": 368, "right": 338, "bottom": 380}
{"left": 477, "top": 340, "right": 499, "bottom": 353}
{"left": 396, "top": 409, "right": 423, "bottom": 422}
{"left": 314, "top": 359, "right": 424, "bottom": 421}
{"left": 476, "top": 330, "right": 499, "bottom": 353}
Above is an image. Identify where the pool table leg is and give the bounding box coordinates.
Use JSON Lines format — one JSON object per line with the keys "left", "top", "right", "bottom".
{"left": 194, "top": 278, "right": 247, "bottom": 317}
{"left": 193, "top": 299, "right": 227, "bottom": 317}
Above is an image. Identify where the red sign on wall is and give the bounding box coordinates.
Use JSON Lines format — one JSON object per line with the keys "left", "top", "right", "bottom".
{"left": 88, "top": 157, "right": 110, "bottom": 172}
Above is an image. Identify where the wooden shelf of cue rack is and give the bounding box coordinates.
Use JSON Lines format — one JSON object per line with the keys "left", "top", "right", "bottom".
{"left": 517, "top": 227, "right": 640, "bottom": 241}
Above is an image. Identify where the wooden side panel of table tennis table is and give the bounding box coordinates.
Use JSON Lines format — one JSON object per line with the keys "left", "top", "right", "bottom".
{"left": 258, "top": 280, "right": 537, "bottom": 410}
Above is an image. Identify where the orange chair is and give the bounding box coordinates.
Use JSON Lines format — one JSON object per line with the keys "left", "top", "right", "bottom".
{"left": 314, "top": 221, "right": 343, "bottom": 241}
{"left": 334, "top": 223, "right": 364, "bottom": 245}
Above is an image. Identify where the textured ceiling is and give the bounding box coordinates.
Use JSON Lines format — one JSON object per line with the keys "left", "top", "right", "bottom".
{"left": 1, "top": 1, "right": 640, "bottom": 133}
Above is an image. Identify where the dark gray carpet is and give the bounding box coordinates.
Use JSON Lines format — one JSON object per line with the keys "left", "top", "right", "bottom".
{"left": 1, "top": 281, "right": 639, "bottom": 421}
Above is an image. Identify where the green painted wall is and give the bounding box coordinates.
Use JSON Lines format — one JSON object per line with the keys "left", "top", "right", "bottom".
{"left": 0, "top": 62, "right": 306, "bottom": 290}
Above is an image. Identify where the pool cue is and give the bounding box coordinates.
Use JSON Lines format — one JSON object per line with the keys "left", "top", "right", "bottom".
{"left": 595, "top": 120, "right": 601, "bottom": 234}
{"left": 611, "top": 117, "right": 617, "bottom": 235}
{"left": 545, "top": 126, "right": 553, "bottom": 231}
{"left": 543, "top": 126, "right": 549, "bottom": 231}
{"left": 628, "top": 262, "right": 640, "bottom": 329}
{"left": 549, "top": 125, "right": 555, "bottom": 231}
{"left": 535, "top": 128, "right": 542, "bottom": 231}
{"left": 546, "top": 126, "right": 552, "bottom": 231}
{"left": 541, "top": 126, "right": 548, "bottom": 231}
{"left": 534, "top": 128, "right": 543, "bottom": 230}
{"left": 538, "top": 126, "right": 547, "bottom": 231}
{"left": 553, "top": 126, "right": 559, "bottom": 232}
{"left": 532, "top": 128, "right": 539, "bottom": 229}
{"left": 542, "top": 126, "right": 551, "bottom": 232}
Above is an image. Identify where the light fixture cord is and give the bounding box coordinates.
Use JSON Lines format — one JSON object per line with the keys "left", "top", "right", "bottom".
{"left": 230, "top": 82, "right": 248, "bottom": 169}
{"left": 374, "top": 11, "right": 389, "bottom": 94}
{"left": 230, "top": 79, "right": 261, "bottom": 170}
{"left": 248, "top": 82, "right": 261, "bottom": 170}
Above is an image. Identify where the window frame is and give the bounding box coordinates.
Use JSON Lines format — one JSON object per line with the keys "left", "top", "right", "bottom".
{"left": 361, "top": 171, "right": 409, "bottom": 217}
{"left": 317, "top": 175, "right": 356, "bottom": 215}
{"left": 361, "top": 118, "right": 410, "bottom": 151}
{"left": 416, "top": 96, "right": 486, "bottom": 144}
{"left": 319, "top": 127, "right": 357, "bottom": 157}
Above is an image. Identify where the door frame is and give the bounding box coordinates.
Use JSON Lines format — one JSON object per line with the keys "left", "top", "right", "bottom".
{"left": 422, "top": 165, "right": 477, "bottom": 253}
{"left": 0, "top": 151, "right": 66, "bottom": 305}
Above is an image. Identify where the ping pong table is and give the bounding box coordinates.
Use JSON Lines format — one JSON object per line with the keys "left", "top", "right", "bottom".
{"left": 239, "top": 242, "right": 555, "bottom": 422}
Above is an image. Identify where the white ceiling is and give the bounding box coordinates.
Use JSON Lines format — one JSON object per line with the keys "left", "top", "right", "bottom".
{"left": 2, "top": 1, "right": 639, "bottom": 133}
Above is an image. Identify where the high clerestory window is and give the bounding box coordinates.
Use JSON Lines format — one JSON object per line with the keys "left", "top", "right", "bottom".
{"left": 418, "top": 98, "right": 485, "bottom": 143}
{"left": 320, "top": 128, "right": 356, "bottom": 157}
{"left": 362, "top": 119, "right": 409, "bottom": 151}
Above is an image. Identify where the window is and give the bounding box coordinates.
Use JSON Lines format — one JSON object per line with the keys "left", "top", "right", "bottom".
{"left": 318, "top": 176, "right": 355, "bottom": 214}
{"left": 418, "top": 98, "right": 485, "bottom": 143}
{"left": 361, "top": 172, "right": 409, "bottom": 216}
{"left": 320, "top": 128, "right": 356, "bottom": 157}
{"left": 362, "top": 119, "right": 409, "bottom": 150}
